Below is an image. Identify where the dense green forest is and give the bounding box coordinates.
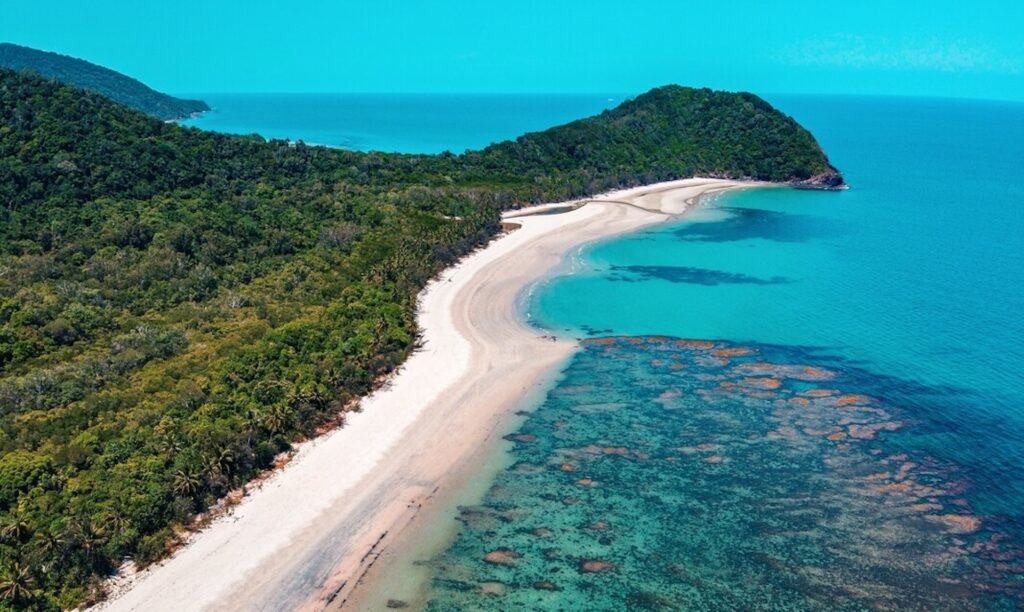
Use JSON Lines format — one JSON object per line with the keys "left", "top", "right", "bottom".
{"left": 472, "top": 86, "right": 844, "bottom": 189}
{"left": 0, "top": 44, "right": 209, "bottom": 120}
{"left": 0, "top": 67, "right": 840, "bottom": 609}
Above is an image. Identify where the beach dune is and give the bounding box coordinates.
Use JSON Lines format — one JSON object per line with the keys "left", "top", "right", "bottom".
{"left": 99, "top": 179, "right": 754, "bottom": 611}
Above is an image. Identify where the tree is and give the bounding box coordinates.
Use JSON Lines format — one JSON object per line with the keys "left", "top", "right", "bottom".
{"left": 0, "top": 561, "right": 39, "bottom": 606}
{"left": 262, "top": 404, "right": 294, "bottom": 436}
{"left": 0, "top": 511, "right": 32, "bottom": 544}
{"left": 172, "top": 468, "right": 203, "bottom": 498}
{"left": 68, "top": 518, "right": 108, "bottom": 568}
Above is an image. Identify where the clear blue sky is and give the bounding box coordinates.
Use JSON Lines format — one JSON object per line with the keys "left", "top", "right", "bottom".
{"left": 3, "top": 0, "right": 1022, "bottom": 100}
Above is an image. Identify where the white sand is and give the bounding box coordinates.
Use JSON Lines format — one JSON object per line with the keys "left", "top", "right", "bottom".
{"left": 99, "top": 178, "right": 755, "bottom": 611}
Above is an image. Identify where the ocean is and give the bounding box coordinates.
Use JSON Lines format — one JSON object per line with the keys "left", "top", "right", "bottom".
{"left": 181, "top": 93, "right": 621, "bottom": 153}
{"left": 185, "top": 94, "right": 1024, "bottom": 608}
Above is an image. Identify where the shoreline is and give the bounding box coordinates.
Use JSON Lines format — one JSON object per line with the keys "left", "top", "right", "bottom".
{"left": 340, "top": 179, "right": 761, "bottom": 610}
{"left": 98, "top": 178, "right": 759, "bottom": 611}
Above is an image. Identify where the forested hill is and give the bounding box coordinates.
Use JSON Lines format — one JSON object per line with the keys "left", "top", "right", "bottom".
{"left": 478, "top": 85, "right": 844, "bottom": 189}
{"left": 0, "top": 43, "right": 209, "bottom": 120}
{"left": 0, "top": 68, "right": 840, "bottom": 610}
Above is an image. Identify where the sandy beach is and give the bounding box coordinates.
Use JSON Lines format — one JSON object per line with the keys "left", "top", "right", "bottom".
{"left": 99, "top": 178, "right": 755, "bottom": 612}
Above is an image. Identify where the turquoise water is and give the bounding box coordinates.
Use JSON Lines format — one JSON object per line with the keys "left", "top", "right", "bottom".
{"left": 181, "top": 93, "right": 620, "bottom": 153}
{"left": 428, "top": 338, "right": 1019, "bottom": 609}
{"left": 422, "top": 96, "right": 1024, "bottom": 609}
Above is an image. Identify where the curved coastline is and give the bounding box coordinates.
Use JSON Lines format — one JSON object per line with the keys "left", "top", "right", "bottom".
{"left": 97, "top": 178, "right": 760, "bottom": 611}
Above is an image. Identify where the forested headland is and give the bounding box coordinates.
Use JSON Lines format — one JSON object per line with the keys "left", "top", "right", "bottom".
{"left": 0, "top": 44, "right": 209, "bottom": 121}
{"left": 0, "top": 67, "right": 840, "bottom": 609}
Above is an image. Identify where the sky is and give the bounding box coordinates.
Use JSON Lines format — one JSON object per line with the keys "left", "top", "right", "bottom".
{"left": 2, "top": 0, "right": 1023, "bottom": 100}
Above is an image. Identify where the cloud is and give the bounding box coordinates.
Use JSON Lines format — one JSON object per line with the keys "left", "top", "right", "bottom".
{"left": 777, "top": 35, "right": 1021, "bottom": 74}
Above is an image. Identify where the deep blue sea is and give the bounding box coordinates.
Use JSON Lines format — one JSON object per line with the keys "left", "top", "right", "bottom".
{"left": 185, "top": 94, "right": 1024, "bottom": 608}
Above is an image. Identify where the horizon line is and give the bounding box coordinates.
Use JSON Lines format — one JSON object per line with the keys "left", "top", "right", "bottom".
{"left": 172, "top": 90, "right": 1024, "bottom": 105}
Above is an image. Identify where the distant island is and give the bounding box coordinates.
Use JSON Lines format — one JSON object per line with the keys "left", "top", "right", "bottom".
{"left": 0, "top": 64, "right": 840, "bottom": 609}
{"left": 0, "top": 43, "right": 209, "bottom": 121}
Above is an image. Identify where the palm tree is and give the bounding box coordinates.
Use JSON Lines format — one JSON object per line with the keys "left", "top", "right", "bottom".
{"left": 320, "top": 364, "right": 343, "bottom": 388}
{"left": 293, "top": 384, "right": 329, "bottom": 411}
{"left": 262, "top": 404, "right": 293, "bottom": 435}
{"left": 68, "top": 518, "right": 108, "bottom": 566}
{"left": 0, "top": 512, "right": 32, "bottom": 544}
{"left": 172, "top": 467, "right": 203, "bottom": 497}
{"left": 101, "top": 511, "right": 131, "bottom": 538}
{"left": 30, "top": 529, "right": 67, "bottom": 570}
{"left": 0, "top": 561, "right": 39, "bottom": 605}
{"left": 204, "top": 447, "right": 235, "bottom": 478}
{"left": 159, "top": 431, "right": 184, "bottom": 455}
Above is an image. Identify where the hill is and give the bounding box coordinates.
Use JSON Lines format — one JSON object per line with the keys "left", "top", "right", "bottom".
{"left": 0, "top": 43, "right": 209, "bottom": 120}
{"left": 0, "top": 68, "right": 840, "bottom": 609}
{"left": 476, "top": 85, "right": 843, "bottom": 189}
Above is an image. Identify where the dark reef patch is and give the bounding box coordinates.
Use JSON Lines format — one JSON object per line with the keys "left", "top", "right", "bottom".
{"left": 674, "top": 207, "right": 842, "bottom": 243}
{"left": 608, "top": 265, "right": 790, "bottom": 286}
